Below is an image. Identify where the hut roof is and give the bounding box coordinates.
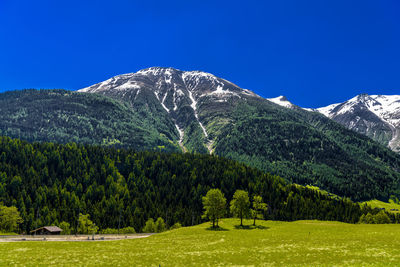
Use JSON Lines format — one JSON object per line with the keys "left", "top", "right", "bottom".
{"left": 30, "top": 226, "right": 63, "bottom": 233}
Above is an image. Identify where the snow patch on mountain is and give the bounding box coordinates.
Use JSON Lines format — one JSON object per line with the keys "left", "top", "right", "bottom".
{"left": 317, "top": 94, "right": 400, "bottom": 152}
{"left": 317, "top": 103, "right": 341, "bottom": 118}
{"left": 267, "top": 96, "right": 295, "bottom": 108}
{"left": 79, "top": 67, "right": 266, "bottom": 154}
{"left": 187, "top": 88, "right": 208, "bottom": 138}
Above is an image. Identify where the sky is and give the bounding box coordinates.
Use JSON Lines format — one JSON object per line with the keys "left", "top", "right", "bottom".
{"left": 0, "top": 0, "right": 399, "bottom": 108}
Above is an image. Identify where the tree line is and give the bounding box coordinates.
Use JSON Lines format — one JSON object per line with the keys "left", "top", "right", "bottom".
{"left": 0, "top": 136, "right": 398, "bottom": 234}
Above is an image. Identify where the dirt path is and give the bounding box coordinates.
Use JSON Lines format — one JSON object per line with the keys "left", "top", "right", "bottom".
{"left": 0, "top": 233, "right": 154, "bottom": 242}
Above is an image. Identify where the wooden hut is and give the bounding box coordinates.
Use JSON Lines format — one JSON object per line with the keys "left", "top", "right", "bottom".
{"left": 30, "top": 226, "right": 63, "bottom": 235}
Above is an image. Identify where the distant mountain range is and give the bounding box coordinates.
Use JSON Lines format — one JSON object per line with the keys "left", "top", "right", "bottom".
{"left": 271, "top": 94, "right": 400, "bottom": 153}
{"left": 0, "top": 67, "right": 400, "bottom": 201}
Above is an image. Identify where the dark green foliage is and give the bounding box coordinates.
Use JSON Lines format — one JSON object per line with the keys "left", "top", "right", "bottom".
{"left": 1, "top": 89, "right": 400, "bottom": 202}
{"left": 359, "top": 211, "right": 392, "bottom": 224}
{"left": 1, "top": 136, "right": 395, "bottom": 234}
{"left": 155, "top": 217, "right": 166, "bottom": 233}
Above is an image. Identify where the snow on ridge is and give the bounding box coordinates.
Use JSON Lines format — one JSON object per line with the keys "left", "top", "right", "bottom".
{"left": 316, "top": 103, "right": 341, "bottom": 118}
{"left": 317, "top": 94, "right": 400, "bottom": 124}
{"left": 114, "top": 82, "right": 141, "bottom": 91}
{"left": 267, "top": 96, "right": 295, "bottom": 109}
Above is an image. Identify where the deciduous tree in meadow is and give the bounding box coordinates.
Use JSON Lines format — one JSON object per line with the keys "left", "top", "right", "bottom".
{"left": 230, "top": 190, "right": 250, "bottom": 226}
{"left": 251, "top": 195, "right": 268, "bottom": 226}
{"left": 202, "top": 189, "right": 226, "bottom": 228}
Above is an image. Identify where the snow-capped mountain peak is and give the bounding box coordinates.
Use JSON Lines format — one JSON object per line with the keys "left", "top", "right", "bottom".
{"left": 78, "top": 67, "right": 262, "bottom": 154}
{"left": 316, "top": 93, "right": 400, "bottom": 152}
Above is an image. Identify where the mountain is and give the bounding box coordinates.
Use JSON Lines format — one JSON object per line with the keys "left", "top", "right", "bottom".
{"left": 1, "top": 67, "right": 400, "bottom": 201}
{"left": 266, "top": 93, "right": 400, "bottom": 153}
{"left": 77, "top": 67, "right": 400, "bottom": 201}
{"left": 80, "top": 67, "right": 259, "bottom": 153}
{"left": 316, "top": 94, "right": 400, "bottom": 153}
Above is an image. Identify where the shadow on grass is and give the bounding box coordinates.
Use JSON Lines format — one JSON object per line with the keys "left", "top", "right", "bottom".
{"left": 205, "top": 226, "right": 229, "bottom": 231}
{"left": 234, "top": 225, "right": 270, "bottom": 230}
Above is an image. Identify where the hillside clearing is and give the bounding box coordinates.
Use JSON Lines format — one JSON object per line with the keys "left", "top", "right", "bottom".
{"left": 0, "top": 219, "right": 399, "bottom": 266}
{"left": 362, "top": 199, "right": 400, "bottom": 214}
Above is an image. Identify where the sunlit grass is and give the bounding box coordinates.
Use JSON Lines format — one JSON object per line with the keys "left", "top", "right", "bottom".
{"left": 1, "top": 219, "right": 399, "bottom": 266}
{"left": 362, "top": 199, "right": 400, "bottom": 214}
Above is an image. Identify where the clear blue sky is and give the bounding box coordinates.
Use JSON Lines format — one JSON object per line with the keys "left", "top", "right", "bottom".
{"left": 1, "top": 0, "right": 399, "bottom": 108}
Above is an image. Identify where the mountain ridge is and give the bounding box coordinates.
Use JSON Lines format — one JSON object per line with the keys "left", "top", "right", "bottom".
{"left": 269, "top": 93, "right": 400, "bottom": 152}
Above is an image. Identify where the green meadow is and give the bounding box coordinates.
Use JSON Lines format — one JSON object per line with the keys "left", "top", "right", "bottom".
{"left": 1, "top": 219, "right": 399, "bottom": 266}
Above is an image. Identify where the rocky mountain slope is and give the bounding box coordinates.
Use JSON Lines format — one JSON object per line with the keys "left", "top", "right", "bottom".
{"left": 317, "top": 94, "right": 400, "bottom": 152}
{"left": 80, "top": 67, "right": 259, "bottom": 153}
{"left": 268, "top": 93, "right": 400, "bottom": 153}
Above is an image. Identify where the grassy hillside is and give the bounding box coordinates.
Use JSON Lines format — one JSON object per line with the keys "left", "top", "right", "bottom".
{"left": 1, "top": 219, "right": 400, "bottom": 266}
{"left": 362, "top": 199, "right": 400, "bottom": 214}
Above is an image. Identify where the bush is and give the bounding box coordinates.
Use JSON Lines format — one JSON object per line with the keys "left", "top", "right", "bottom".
{"left": 120, "top": 226, "right": 136, "bottom": 234}
{"left": 359, "top": 211, "right": 392, "bottom": 224}
{"left": 374, "top": 211, "right": 392, "bottom": 224}
{"left": 100, "top": 227, "right": 136, "bottom": 234}
{"left": 142, "top": 218, "right": 156, "bottom": 233}
{"left": 59, "top": 221, "right": 72, "bottom": 235}
{"left": 155, "top": 217, "right": 166, "bottom": 233}
{"left": 169, "top": 222, "right": 182, "bottom": 230}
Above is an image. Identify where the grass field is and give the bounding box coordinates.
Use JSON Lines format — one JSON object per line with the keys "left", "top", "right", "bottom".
{"left": 1, "top": 219, "right": 399, "bottom": 266}
{"left": 362, "top": 199, "right": 400, "bottom": 214}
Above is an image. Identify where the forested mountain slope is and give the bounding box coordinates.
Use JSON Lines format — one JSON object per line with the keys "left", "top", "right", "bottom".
{"left": 79, "top": 67, "right": 400, "bottom": 201}
{"left": 1, "top": 137, "right": 389, "bottom": 233}
{"left": 0, "top": 89, "right": 179, "bottom": 151}
{"left": 1, "top": 68, "right": 400, "bottom": 201}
